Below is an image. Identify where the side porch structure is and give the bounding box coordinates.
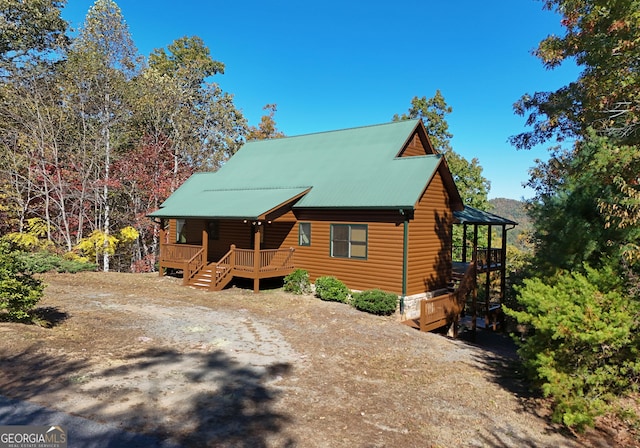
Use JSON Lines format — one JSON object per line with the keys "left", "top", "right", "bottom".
{"left": 404, "top": 206, "right": 517, "bottom": 336}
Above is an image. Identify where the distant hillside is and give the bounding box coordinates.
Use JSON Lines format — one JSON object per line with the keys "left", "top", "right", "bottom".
{"left": 488, "top": 198, "right": 532, "bottom": 250}
{"left": 489, "top": 198, "right": 530, "bottom": 227}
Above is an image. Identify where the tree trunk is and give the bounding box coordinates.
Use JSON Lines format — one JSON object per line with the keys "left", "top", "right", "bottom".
{"left": 102, "top": 115, "right": 111, "bottom": 272}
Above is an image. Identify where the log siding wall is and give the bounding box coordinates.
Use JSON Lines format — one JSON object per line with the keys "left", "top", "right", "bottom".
{"left": 406, "top": 168, "right": 453, "bottom": 294}
{"left": 401, "top": 134, "right": 427, "bottom": 157}
{"left": 275, "top": 210, "right": 405, "bottom": 294}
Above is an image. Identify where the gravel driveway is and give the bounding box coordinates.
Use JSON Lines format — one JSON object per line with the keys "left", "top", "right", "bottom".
{"left": 0, "top": 272, "right": 626, "bottom": 447}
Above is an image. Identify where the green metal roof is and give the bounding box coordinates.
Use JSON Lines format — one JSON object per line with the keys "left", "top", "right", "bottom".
{"left": 150, "top": 120, "right": 457, "bottom": 219}
{"left": 453, "top": 206, "right": 518, "bottom": 226}
{"left": 150, "top": 184, "right": 310, "bottom": 219}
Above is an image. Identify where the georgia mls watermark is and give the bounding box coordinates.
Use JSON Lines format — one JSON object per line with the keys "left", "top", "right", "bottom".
{"left": 0, "top": 425, "right": 67, "bottom": 448}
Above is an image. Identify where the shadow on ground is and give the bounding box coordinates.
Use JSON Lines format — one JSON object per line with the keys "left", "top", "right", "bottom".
{"left": 0, "top": 306, "right": 69, "bottom": 328}
{"left": 456, "top": 328, "right": 578, "bottom": 447}
{"left": 0, "top": 346, "right": 295, "bottom": 447}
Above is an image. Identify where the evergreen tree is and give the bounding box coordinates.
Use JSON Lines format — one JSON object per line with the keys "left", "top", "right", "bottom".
{"left": 508, "top": 0, "right": 640, "bottom": 429}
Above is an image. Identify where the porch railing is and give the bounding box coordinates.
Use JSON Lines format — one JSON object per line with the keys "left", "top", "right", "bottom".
{"left": 233, "top": 248, "right": 296, "bottom": 273}
{"left": 161, "top": 243, "right": 203, "bottom": 264}
{"left": 260, "top": 248, "right": 296, "bottom": 272}
{"left": 452, "top": 246, "right": 503, "bottom": 268}
{"left": 159, "top": 242, "right": 296, "bottom": 287}
{"left": 233, "top": 249, "right": 254, "bottom": 273}
{"left": 418, "top": 262, "right": 476, "bottom": 334}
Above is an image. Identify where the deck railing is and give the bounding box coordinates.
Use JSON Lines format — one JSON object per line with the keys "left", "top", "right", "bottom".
{"left": 161, "top": 243, "right": 203, "bottom": 264}
{"left": 233, "top": 248, "right": 295, "bottom": 273}
{"left": 159, "top": 242, "right": 295, "bottom": 286}
{"left": 452, "top": 246, "right": 503, "bottom": 268}
{"left": 418, "top": 262, "right": 476, "bottom": 334}
{"left": 233, "top": 249, "right": 254, "bottom": 273}
{"left": 260, "top": 248, "right": 295, "bottom": 272}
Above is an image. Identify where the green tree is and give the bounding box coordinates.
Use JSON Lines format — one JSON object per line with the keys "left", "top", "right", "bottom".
{"left": 148, "top": 36, "right": 224, "bottom": 87}
{"left": 504, "top": 265, "right": 640, "bottom": 430}
{"left": 393, "top": 91, "right": 490, "bottom": 210}
{"left": 148, "top": 36, "right": 247, "bottom": 172}
{"left": 0, "top": 242, "right": 44, "bottom": 321}
{"left": 508, "top": 0, "right": 640, "bottom": 431}
{"left": 247, "top": 104, "right": 286, "bottom": 140}
{"left": 66, "top": 0, "right": 140, "bottom": 272}
{"left": 0, "top": 0, "right": 68, "bottom": 241}
{"left": 512, "top": 0, "right": 640, "bottom": 262}
{"left": 512, "top": 0, "right": 640, "bottom": 149}
{"left": 0, "top": 0, "right": 68, "bottom": 68}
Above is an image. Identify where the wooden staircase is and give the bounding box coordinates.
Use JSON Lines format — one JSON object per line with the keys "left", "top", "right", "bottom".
{"left": 448, "top": 270, "right": 465, "bottom": 294}
{"left": 403, "top": 263, "right": 476, "bottom": 335}
{"left": 187, "top": 263, "right": 234, "bottom": 291}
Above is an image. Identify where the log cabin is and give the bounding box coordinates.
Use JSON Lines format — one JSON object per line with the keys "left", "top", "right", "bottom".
{"left": 149, "top": 119, "right": 516, "bottom": 331}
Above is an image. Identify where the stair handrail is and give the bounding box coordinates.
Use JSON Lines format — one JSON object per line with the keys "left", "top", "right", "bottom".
{"left": 213, "top": 246, "right": 235, "bottom": 289}
{"left": 184, "top": 247, "right": 205, "bottom": 285}
{"left": 454, "top": 261, "right": 476, "bottom": 309}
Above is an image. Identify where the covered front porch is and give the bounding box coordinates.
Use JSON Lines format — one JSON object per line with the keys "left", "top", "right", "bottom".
{"left": 157, "top": 220, "right": 296, "bottom": 293}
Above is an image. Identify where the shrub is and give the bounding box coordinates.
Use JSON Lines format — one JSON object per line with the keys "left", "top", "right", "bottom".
{"left": 16, "top": 251, "right": 96, "bottom": 274}
{"left": 352, "top": 289, "right": 398, "bottom": 316}
{"left": 1, "top": 218, "right": 54, "bottom": 252}
{"left": 504, "top": 265, "right": 640, "bottom": 431}
{"left": 314, "top": 276, "right": 350, "bottom": 303}
{"left": 283, "top": 269, "right": 311, "bottom": 294}
{"left": 0, "top": 243, "right": 45, "bottom": 321}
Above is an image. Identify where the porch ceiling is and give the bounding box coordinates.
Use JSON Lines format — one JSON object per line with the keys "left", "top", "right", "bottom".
{"left": 148, "top": 187, "right": 310, "bottom": 220}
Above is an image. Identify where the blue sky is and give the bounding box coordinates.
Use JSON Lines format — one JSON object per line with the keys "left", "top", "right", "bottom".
{"left": 61, "top": 0, "right": 579, "bottom": 200}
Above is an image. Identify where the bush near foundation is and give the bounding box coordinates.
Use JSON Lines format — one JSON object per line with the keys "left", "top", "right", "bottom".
{"left": 283, "top": 269, "right": 311, "bottom": 294}
{"left": 314, "top": 276, "right": 350, "bottom": 303}
{"left": 352, "top": 289, "right": 398, "bottom": 315}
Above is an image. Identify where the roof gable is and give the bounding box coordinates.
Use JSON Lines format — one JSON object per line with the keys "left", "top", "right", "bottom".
{"left": 396, "top": 123, "right": 437, "bottom": 157}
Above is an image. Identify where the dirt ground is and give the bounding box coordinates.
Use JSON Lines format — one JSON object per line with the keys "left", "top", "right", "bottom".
{"left": 0, "top": 272, "right": 637, "bottom": 447}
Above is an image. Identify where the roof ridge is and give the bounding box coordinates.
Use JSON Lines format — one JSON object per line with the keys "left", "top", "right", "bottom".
{"left": 248, "top": 119, "right": 421, "bottom": 142}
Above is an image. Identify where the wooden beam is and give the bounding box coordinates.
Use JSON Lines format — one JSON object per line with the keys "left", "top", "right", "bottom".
{"left": 501, "top": 225, "right": 508, "bottom": 304}
{"left": 253, "top": 223, "right": 261, "bottom": 293}
{"left": 462, "top": 223, "right": 468, "bottom": 262}
{"left": 472, "top": 224, "right": 478, "bottom": 340}
{"left": 158, "top": 226, "right": 166, "bottom": 277}
{"left": 202, "top": 227, "right": 208, "bottom": 265}
{"left": 485, "top": 225, "right": 492, "bottom": 328}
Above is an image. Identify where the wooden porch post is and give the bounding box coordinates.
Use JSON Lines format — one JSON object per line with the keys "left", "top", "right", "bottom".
{"left": 158, "top": 225, "right": 166, "bottom": 276}
{"left": 485, "top": 225, "right": 492, "bottom": 327}
{"left": 472, "top": 224, "right": 479, "bottom": 340}
{"left": 500, "top": 225, "right": 508, "bottom": 304}
{"left": 253, "top": 222, "right": 261, "bottom": 293}
{"left": 202, "top": 226, "right": 208, "bottom": 264}
{"left": 462, "top": 223, "right": 468, "bottom": 262}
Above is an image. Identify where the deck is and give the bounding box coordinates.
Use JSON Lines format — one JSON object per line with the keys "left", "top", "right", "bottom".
{"left": 159, "top": 243, "right": 295, "bottom": 292}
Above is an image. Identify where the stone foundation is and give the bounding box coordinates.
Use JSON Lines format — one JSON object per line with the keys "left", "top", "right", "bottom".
{"left": 400, "top": 288, "right": 449, "bottom": 320}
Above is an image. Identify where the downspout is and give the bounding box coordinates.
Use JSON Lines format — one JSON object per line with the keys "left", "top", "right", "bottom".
{"left": 400, "top": 209, "right": 409, "bottom": 316}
